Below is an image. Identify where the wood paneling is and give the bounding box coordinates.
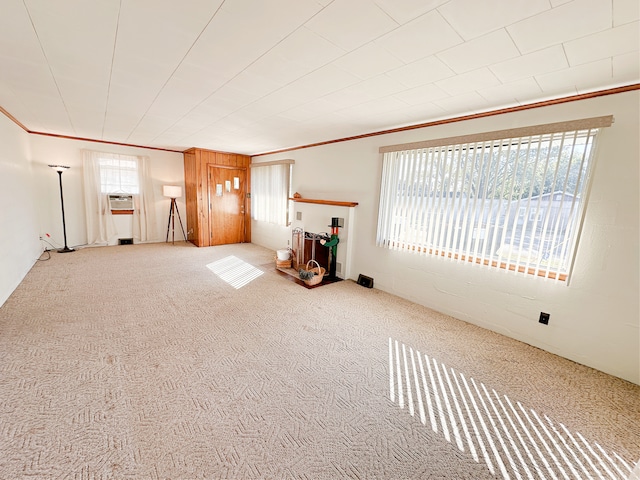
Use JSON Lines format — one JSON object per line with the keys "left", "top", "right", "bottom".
{"left": 183, "top": 148, "right": 251, "bottom": 247}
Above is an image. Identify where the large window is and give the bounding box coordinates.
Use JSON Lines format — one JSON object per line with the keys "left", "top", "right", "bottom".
{"left": 376, "top": 116, "right": 613, "bottom": 282}
{"left": 251, "top": 160, "right": 294, "bottom": 226}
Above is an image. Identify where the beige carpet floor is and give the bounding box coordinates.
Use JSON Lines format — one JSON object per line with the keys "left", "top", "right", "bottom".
{"left": 0, "top": 242, "right": 638, "bottom": 479}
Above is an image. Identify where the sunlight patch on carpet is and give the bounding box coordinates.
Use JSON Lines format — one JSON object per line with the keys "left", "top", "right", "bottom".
{"left": 388, "top": 338, "right": 635, "bottom": 480}
{"left": 206, "top": 256, "right": 264, "bottom": 289}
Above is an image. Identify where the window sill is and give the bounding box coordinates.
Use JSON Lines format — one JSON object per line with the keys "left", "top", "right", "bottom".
{"left": 387, "top": 243, "right": 567, "bottom": 281}
{"left": 111, "top": 210, "right": 133, "bottom": 215}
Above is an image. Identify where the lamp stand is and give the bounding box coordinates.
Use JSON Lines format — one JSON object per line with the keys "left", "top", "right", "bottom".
{"left": 56, "top": 170, "right": 74, "bottom": 253}
{"left": 165, "top": 198, "right": 187, "bottom": 244}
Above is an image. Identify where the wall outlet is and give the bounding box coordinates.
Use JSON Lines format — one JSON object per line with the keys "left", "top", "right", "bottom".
{"left": 539, "top": 312, "right": 550, "bottom": 325}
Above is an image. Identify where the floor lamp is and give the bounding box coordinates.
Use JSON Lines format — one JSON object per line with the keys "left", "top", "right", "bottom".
{"left": 164, "top": 185, "right": 187, "bottom": 244}
{"left": 48, "top": 165, "right": 75, "bottom": 253}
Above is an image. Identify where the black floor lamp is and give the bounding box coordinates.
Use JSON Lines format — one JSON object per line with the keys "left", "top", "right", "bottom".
{"left": 163, "top": 185, "right": 187, "bottom": 244}
{"left": 48, "top": 165, "right": 75, "bottom": 253}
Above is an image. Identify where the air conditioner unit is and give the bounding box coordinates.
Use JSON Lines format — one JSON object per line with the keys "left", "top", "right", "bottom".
{"left": 108, "top": 195, "right": 133, "bottom": 210}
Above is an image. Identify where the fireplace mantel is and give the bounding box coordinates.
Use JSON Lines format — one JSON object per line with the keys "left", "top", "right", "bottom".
{"left": 289, "top": 198, "right": 358, "bottom": 208}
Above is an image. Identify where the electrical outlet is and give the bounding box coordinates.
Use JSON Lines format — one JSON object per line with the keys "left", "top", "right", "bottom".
{"left": 539, "top": 312, "right": 550, "bottom": 325}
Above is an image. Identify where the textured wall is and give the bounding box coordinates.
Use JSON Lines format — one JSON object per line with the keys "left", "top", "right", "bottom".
{"left": 252, "top": 90, "right": 640, "bottom": 384}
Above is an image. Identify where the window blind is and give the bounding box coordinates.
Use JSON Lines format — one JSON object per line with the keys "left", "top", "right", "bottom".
{"left": 376, "top": 116, "right": 613, "bottom": 282}
{"left": 250, "top": 160, "right": 294, "bottom": 226}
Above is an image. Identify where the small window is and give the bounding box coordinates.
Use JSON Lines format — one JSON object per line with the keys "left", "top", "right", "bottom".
{"left": 99, "top": 157, "right": 139, "bottom": 194}
{"left": 251, "top": 160, "right": 293, "bottom": 226}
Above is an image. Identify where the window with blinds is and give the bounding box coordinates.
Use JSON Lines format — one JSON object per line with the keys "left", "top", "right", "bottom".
{"left": 250, "top": 160, "right": 294, "bottom": 226}
{"left": 376, "top": 116, "right": 612, "bottom": 282}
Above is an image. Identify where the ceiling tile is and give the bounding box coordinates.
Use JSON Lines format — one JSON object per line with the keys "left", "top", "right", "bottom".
{"left": 0, "top": 0, "right": 47, "bottom": 60}
{"left": 436, "top": 29, "right": 520, "bottom": 74}
{"left": 232, "top": 90, "right": 307, "bottom": 120}
{"left": 323, "top": 75, "right": 406, "bottom": 108}
{"left": 0, "top": 0, "right": 635, "bottom": 154}
{"left": 613, "top": 0, "right": 640, "bottom": 26}
{"left": 434, "top": 68, "right": 501, "bottom": 96}
{"left": 0, "top": 56, "right": 58, "bottom": 99}
{"left": 536, "top": 59, "right": 613, "bottom": 93}
{"left": 20, "top": 92, "right": 74, "bottom": 133}
{"left": 25, "top": 0, "right": 121, "bottom": 136}
{"left": 105, "top": 1, "right": 225, "bottom": 138}
{"left": 395, "top": 102, "right": 448, "bottom": 124}
{"left": 275, "top": 27, "right": 346, "bottom": 69}
{"left": 393, "top": 83, "right": 450, "bottom": 105}
{"left": 238, "top": 28, "right": 344, "bottom": 88}
{"left": 490, "top": 46, "right": 568, "bottom": 83}
{"left": 280, "top": 64, "right": 360, "bottom": 100}
{"left": 612, "top": 51, "right": 640, "bottom": 83}
{"left": 333, "top": 96, "right": 411, "bottom": 126}
{"left": 278, "top": 98, "right": 343, "bottom": 122}
{"left": 433, "top": 92, "right": 490, "bottom": 114}
{"left": 137, "top": 0, "right": 325, "bottom": 135}
{"left": 477, "top": 78, "right": 543, "bottom": 105}
{"left": 332, "top": 43, "right": 404, "bottom": 80}
{"left": 304, "top": 0, "right": 399, "bottom": 51}
{"left": 564, "top": 21, "right": 639, "bottom": 66}
{"left": 508, "top": 0, "right": 612, "bottom": 54}
{"left": 227, "top": 70, "right": 285, "bottom": 99}
{"left": 385, "top": 56, "right": 454, "bottom": 88}
{"left": 0, "top": 82, "right": 42, "bottom": 131}
{"left": 438, "top": 0, "right": 550, "bottom": 40}
{"left": 373, "top": 0, "right": 448, "bottom": 24}
{"left": 376, "top": 10, "right": 463, "bottom": 63}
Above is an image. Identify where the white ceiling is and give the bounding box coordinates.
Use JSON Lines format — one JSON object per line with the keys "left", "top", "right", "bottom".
{"left": 0, "top": 0, "right": 638, "bottom": 155}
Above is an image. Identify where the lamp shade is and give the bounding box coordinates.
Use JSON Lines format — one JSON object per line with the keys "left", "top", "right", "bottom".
{"left": 163, "top": 185, "right": 182, "bottom": 198}
{"left": 48, "top": 164, "right": 70, "bottom": 172}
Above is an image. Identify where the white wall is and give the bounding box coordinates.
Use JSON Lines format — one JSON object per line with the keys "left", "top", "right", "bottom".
{"left": 252, "top": 90, "right": 640, "bottom": 385}
{"left": 0, "top": 115, "right": 41, "bottom": 306}
{"left": 29, "top": 135, "right": 185, "bottom": 248}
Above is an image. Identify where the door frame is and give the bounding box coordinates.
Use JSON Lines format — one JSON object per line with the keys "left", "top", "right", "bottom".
{"left": 207, "top": 165, "right": 249, "bottom": 245}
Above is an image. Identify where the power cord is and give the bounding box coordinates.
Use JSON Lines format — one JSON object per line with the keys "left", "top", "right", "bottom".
{"left": 37, "top": 249, "right": 51, "bottom": 261}
{"left": 40, "top": 237, "right": 60, "bottom": 251}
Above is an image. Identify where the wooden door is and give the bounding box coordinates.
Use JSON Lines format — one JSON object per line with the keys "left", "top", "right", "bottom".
{"left": 208, "top": 166, "right": 246, "bottom": 245}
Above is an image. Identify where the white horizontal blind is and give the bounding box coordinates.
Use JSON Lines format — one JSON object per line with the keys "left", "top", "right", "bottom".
{"left": 376, "top": 126, "right": 604, "bottom": 281}
{"left": 251, "top": 161, "right": 292, "bottom": 226}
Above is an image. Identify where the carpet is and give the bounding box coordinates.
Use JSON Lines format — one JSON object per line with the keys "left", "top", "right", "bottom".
{"left": 0, "top": 242, "right": 637, "bottom": 479}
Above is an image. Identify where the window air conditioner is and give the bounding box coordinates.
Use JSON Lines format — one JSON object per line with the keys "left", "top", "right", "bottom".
{"left": 108, "top": 195, "right": 133, "bottom": 210}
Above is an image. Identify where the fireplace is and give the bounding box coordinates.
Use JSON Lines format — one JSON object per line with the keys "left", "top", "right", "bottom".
{"left": 291, "top": 229, "right": 330, "bottom": 274}
{"left": 289, "top": 199, "right": 358, "bottom": 280}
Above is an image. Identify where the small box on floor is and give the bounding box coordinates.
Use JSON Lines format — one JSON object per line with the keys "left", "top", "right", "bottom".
{"left": 276, "top": 259, "right": 292, "bottom": 268}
